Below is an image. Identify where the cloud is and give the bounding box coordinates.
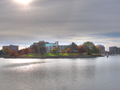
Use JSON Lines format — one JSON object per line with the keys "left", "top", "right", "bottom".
{"left": 89, "top": 32, "right": 120, "bottom": 38}
{"left": 0, "top": 0, "right": 120, "bottom": 50}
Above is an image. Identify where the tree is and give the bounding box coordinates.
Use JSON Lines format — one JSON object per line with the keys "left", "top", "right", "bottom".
{"left": 51, "top": 47, "right": 59, "bottom": 54}
{"left": 93, "top": 46, "right": 100, "bottom": 53}
{"left": 61, "top": 49, "right": 65, "bottom": 54}
{"left": 37, "top": 41, "right": 46, "bottom": 55}
{"left": 9, "top": 51, "right": 17, "bottom": 56}
{"left": 30, "top": 44, "right": 39, "bottom": 54}
{"left": 2, "top": 47, "right": 11, "bottom": 54}
{"left": 21, "top": 48, "right": 31, "bottom": 55}
{"left": 66, "top": 48, "right": 71, "bottom": 54}
{"left": 69, "top": 42, "right": 78, "bottom": 53}
{"left": 30, "top": 41, "right": 46, "bottom": 55}
{"left": 18, "top": 49, "right": 23, "bottom": 54}
{"left": 78, "top": 45, "right": 85, "bottom": 54}
{"left": 96, "top": 46, "right": 100, "bottom": 53}
{"left": 82, "top": 41, "right": 96, "bottom": 55}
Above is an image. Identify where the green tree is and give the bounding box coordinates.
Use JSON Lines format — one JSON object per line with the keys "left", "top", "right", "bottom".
{"left": 37, "top": 42, "right": 46, "bottom": 55}
{"left": 30, "top": 44, "right": 39, "bottom": 54}
{"left": 30, "top": 41, "right": 46, "bottom": 55}
{"left": 92, "top": 46, "right": 100, "bottom": 53}
{"left": 66, "top": 48, "right": 71, "bottom": 54}
{"left": 2, "top": 47, "right": 11, "bottom": 54}
{"left": 51, "top": 47, "right": 59, "bottom": 54}
{"left": 66, "top": 42, "right": 78, "bottom": 53}
{"left": 96, "top": 46, "right": 100, "bottom": 53}
{"left": 82, "top": 41, "right": 96, "bottom": 55}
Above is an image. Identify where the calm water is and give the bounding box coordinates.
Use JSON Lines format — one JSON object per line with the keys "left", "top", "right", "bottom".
{"left": 0, "top": 56, "right": 120, "bottom": 90}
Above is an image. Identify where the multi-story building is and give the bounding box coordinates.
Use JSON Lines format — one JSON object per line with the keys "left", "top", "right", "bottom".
{"left": 46, "top": 41, "right": 59, "bottom": 53}
{"left": 117, "top": 48, "right": 120, "bottom": 54}
{"left": 30, "top": 41, "right": 68, "bottom": 53}
{"left": 46, "top": 41, "right": 68, "bottom": 53}
{"left": 58, "top": 45, "right": 68, "bottom": 52}
{"left": 109, "top": 46, "right": 120, "bottom": 54}
{"left": 3, "top": 45, "right": 19, "bottom": 52}
{"left": 96, "top": 44, "right": 105, "bottom": 55}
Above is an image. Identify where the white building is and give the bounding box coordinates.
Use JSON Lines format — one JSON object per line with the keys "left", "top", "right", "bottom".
{"left": 46, "top": 41, "right": 59, "bottom": 53}
{"left": 45, "top": 41, "right": 68, "bottom": 53}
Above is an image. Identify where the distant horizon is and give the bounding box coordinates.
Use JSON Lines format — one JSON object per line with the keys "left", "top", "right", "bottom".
{"left": 0, "top": 40, "right": 118, "bottom": 51}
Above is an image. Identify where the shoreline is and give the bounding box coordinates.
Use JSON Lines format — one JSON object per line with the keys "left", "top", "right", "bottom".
{"left": 3, "top": 55, "right": 104, "bottom": 59}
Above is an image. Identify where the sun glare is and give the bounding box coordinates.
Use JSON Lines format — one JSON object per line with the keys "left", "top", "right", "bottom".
{"left": 16, "top": 0, "right": 32, "bottom": 4}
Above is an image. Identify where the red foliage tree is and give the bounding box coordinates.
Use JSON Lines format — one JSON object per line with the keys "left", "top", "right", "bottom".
{"left": 9, "top": 51, "right": 17, "bottom": 56}
{"left": 78, "top": 45, "right": 85, "bottom": 54}
{"left": 21, "top": 48, "right": 31, "bottom": 55}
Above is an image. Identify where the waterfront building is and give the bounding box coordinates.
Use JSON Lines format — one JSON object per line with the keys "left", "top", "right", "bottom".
{"left": 30, "top": 41, "right": 68, "bottom": 53}
{"left": 109, "top": 46, "right": 120, "bottom": 54}
{"left": 96, "top": 44, "right": 105, "bottom": 55}
{"left": 109, "top": 46, "right": 117, "bottom": 54}
{"left": 3, "top": 45, "right": 19, "bottom": 52}
{"left": 117, "top": 48, "right": 120, "bottom": 54}
{"left": 58, "top": 45, "right": 68, "bottom": 52}
{"left": 46, "top": 41, "right": 68, "bottom": 53}
{"left": 46, "top": 41, "right": 59, "bottom": 53}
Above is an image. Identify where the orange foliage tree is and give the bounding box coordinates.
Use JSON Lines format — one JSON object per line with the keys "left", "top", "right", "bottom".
{"left": 78, "top": 45, "right": 85, "bottom": 54}
{"left": 66, "top": 48, "right": 71, "bottom": 54}
{"left": 9, "top": 51, "right": 18, "bottom": 56}
{"left": 61, "top": 49, "right": 65, "bottom": 54}
{"left": 21, "top": 48, "right": 31, "bottom": 55}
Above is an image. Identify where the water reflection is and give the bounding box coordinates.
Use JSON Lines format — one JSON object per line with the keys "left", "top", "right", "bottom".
{"left": 0, "top": 56, "right": 120, "bottom": 90}
{"left": 4, "top": 61, "right": 46, "bottom": 67}
{"left": 3, "top": 59, "right": 47, "bottom": 72}
{"left": 71, "top": 60, "right": 78, "bottom": 82}
{"left": 70, "top": 59, "right": 96, "bottom": 81}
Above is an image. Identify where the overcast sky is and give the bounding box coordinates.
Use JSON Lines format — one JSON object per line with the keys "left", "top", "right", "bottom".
{"left": 0, "top": 0, "right": 120, "bottom": 50}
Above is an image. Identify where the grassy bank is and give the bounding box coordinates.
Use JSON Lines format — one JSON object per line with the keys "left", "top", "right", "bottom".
{"left": 18, "top": 53, "right": 101, "bottom": 58}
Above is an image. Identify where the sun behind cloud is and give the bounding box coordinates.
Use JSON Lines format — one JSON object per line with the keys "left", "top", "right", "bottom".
{"left": 16, "top": 0, "right": 32, "bottom": 4}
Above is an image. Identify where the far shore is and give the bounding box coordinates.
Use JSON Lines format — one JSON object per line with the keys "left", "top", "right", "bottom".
{"left": 3, "top": 55, "right": 104, "bottom": 59}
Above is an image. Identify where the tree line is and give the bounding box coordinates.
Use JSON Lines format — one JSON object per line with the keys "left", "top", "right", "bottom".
{"left": 0, "top": 41, "right": 100, "bottom": 56}
{"left": 50, "top": 41, "right": 100, "bottom": 55}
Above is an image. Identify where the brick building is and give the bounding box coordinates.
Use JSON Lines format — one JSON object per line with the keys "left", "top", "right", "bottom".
{"left": 3, "top": 45, "right": 19, "bottom": 52}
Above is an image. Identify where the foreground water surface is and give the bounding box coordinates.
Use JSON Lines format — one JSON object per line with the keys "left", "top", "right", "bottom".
{"left": 0, "top": 56, "right": 120, "bottom": 90}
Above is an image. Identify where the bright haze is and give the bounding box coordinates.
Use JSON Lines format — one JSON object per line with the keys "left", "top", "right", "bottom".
{"left": 0, "top": 0, "right": 120, "bottom": 50}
